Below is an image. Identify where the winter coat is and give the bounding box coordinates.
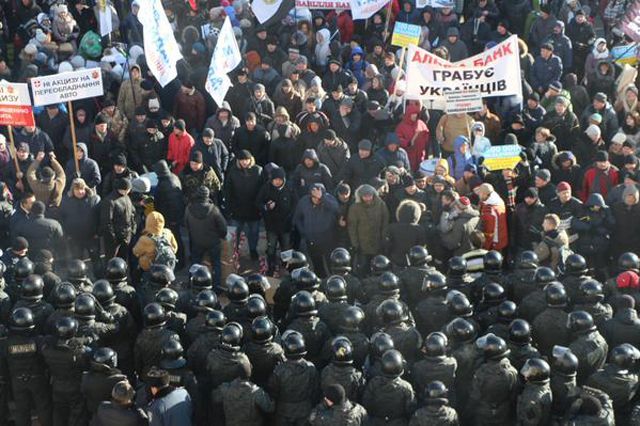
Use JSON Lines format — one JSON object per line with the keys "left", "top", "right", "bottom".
{"left": 59, "top": 189, "right": 100, "bottom": 240}
{"left": 130, "top": 131, "right": 167, "bottom": 174}
{"left": 479, "top": 191, "right": 509, "bottom": 250}
{"left": 147, "top": 386, "right": 192, "bottom": 426}
{"left": 384, "top": 200, "right": 427, "bottom": 265}
{"left": 92, "top": 401, "right": 149, "bottom": 426}
{"left": 348, "top": 185, "right": 390, "bottom": 255}
{"left": 587, "top": 61, "right": 616, "bottom": 100}
{"left": 205, "top": 102, "right": 241, "bottom": 148}
{"left": 117, "top": 77, "right": 146, "bottom": 121}
{"left": 581, "top": 165, "right": 620, "bottom": 202}
{"left": 448, "top": 136, "right": 473, "bottom": 181}
{"left": 552, "top": 151, "right": 582, "bottom": 190}
{"left": 542, "top": 110, "right": 580, "bottom": 152}
{"left": 174, "top": 89, "right": 207, "bottom": 132}
{"left": 26, "top": 157, "right": 66, "bottom": 207}
{"left": 534, "top": 229, "right": 570, "bottom": 270}
{"left": 15, "top": 127, "right": 54, "bottom": 155}
{"left": 19, "top": 212, "right": 63, "bottom": 254}
{"left": 167, "top": 131, "right": 195, "bottom": 175}
{"left": 612, "top": 196, "right": 640, "bottom": 257}
{"left": 193, "top": 138, "right": 229, "bottom": 182}
{"left": 436, "top": 114, "right": 475, "bottom": 154}
{"left": 441, "top": 206, "right": 480, "bottom": 256}
{"left": 99, "top": 190, "right": 136, "bottom": 243}
{"left": 184, "top": 200, "right": 227, "bottom": 250}
{"left": 531, "top": 54, "right": 563, "bottom": 92}
{"left": 543, "top": 25, "right": 573, "bottom": 70}
{"left": 346, "top": 47, "right": 370, "bottom": 88}
{"left": 530, "top": 137, "right": 558, "bottom": 172}
{"left": 179, "top": 164, "right": 221, "bottom": 203}
{"left": 339, "top": 153, "right": 385, "bottom": 190}
{"left": 132, "top": 212, "right": 178, "bottom": 271}
{"left": 316, "top": 138, "right": 350, "bottom": 181}
{"left": 153, "top": 161, "right": 185, "bottom": 224}
{"left": 375, "top": 144, "right": 411, "bottom": 171}
{"left": 65, "top": 142, "right": 101, "bottom": 189}
{"left": 440, "top": 38, "right": 469, "bottom": 62}
{"left": 332, "top": 108, "right": 362, "bottom": 151}
{"left": 514, "top": 200, "right": 548, "bottom": 251}
{"left": 291, "top": 149, "right": 334, "bottom": 198}
{"left": 548, "top": 195, "right": 584, "bottom": 237}
{"left": 246, "top": 95, "right": 275, "bottom": 129}
{"left": 293, "top": 184, "right": 340, "bottom": 247}
{"left": 396, "top": 105, "right": 430, "bottom": 170}
{"left": 232, "top": 125, "right": 271, "bottom": 166}
{"left": 256, "top": 179, "right": 295, "bottom": 233}
{"left": 224, "top": 157, "right": 263, "bottom": 221}
{"left": 314, "top": 29, "right": 331, "bottom": 68}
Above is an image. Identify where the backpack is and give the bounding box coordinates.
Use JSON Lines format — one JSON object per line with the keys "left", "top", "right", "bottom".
{"left": 150, "top": 232, "right": 177, "bottom": 270}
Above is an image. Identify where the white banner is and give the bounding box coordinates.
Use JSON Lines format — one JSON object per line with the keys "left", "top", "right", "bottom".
{"left": 31, "top": 68, "right": 104, "bottom": 106}
{"left": 252, "top": 0, "right": 285, "bottom": 24}
{"left": 295, "top": 0, "right": 350, "bottom": 8}
{"left": 0, "top": 80, "right": 32, "bottom": 105}
{"left": 406, "top": 35, "right": 522, "bottom": 109}
{"left": 349, "top": 0, "right": 389, "bottom": 20}
{"left": 138, "top": 0, "right": 183, "bottom": 87}
{"left": 98, "top": 0, "right": 112, "bottom": 36}
{"left": 206, "top": 17, "right": 242, "bottom": 107}
{"left": 417, "top": 0, "right": 454, "bottom": 7}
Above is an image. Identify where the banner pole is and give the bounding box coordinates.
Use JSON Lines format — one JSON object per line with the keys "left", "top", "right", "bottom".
{"left": 7, "top": 125, "right": 19, "bottom": 173}
{"left": 383, "top": 0, "right": 394, "bottom": 47}
{"left": 68, "top": 101, "right": 80, "bottom": 174}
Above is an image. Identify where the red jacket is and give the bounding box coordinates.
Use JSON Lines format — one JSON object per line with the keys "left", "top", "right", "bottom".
{"left": 479, "top": 191, "right": 509, "bottom": 251}
{"left": 581, "top": 166, "right": 619, "bottom": 202}
{"left": 167, "top": 132, "right": 195, "bottom": 175}
{"left": 395, "top": 105, "right": 429, "bottom": 171}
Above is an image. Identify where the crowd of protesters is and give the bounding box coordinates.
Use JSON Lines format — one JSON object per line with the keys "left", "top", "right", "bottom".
{"left": 0, "top": 0, "right": 639, "bottom": 424}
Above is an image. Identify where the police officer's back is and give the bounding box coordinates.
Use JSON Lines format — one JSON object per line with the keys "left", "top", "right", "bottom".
{"left": 317, "top": 275, "right": 351, "bottom": 334}
{"left": 309, "top": 384, "right": 368, "bottom": 426}
{"left": 286, "top": 291, "right": 332, "bottom": 367}
{"left": 532, "top": 283, "right": 570, "bottom": 357}
{"left": 567, "top": 310, "right": 608, "bottom": 384}
{"left": 321, "top": 337, "right": 366, "bottom": 402}
{"left": 81, "top": 347, "right": 127, "bottom": 417}
{"left": 507, "top": 319, "right": 542, "bottom": 372}
{"left": 517, "top": 358, "right": 553, "bottom": 426}
{"left": 409, "top": 381, "right": 459, "bottom": 426}
{"left": 243, "top": 316, "right": 285, "bottom": 388}
{"left": 92, "top": 380, "right": 149, "bottom": 426}
{"left": 134, "top": 303, "right": 180, "bottom": 379}
{"left": 412, "top": 332, "right": 458, "bottom": 403}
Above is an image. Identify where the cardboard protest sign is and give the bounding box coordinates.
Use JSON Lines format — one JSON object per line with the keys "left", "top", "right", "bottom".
{"left": 445, "top": 89, "right": 483, "bottom": 114}
{"left": 31, "top": 68, "right": 103, "bottom": 106}
{"left": 391, "top": 22, "right": 421, "bottom": 48}
{"left": 0, "top": 81, "right": 34, "bottom": 127}
{"left": 482, "top": 145, "right": 522, "bottom": 171}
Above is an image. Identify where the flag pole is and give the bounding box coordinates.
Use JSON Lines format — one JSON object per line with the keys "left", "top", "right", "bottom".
{"left": 68, "top": 101, "right": 80, "bottom": 174}
{"left": 7, "top": 125, "right": 19, "bottom": 173}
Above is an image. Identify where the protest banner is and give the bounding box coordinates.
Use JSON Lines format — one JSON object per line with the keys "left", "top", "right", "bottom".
{"left": 252, "top": 0, "right": 295, "bottom": 24}
{"left": 620, "top": 0, "right": 640, "bottom": 43}
{"left": 417, "top": 0, "right": 455, "bottom": 7}
{"left": 482, "top": 145, "right": 522, "bottom": 171}
{"left": 611, "top": 44, "right": 639, "bottom": 66}
{"left": 97, "top": 0, "right": 112, "bottom": 36}
{"left": 31, "top": 68, "right": 103, "bottom": 106}
{"left": 295, "top": 0, "right": 350, "bottom": 8}
{"left": 349, "top": 0, "right": 389, "bottom": 20}
{"left": 139, "top": 0, "right": 182, "bottom": 87}
{"left": 391, "top": 22, "right": 421, "bottom": 48}
{"left": 0, "top": 81, "right": 34, "bottom": 127}
{"left": 406, "top": 35, "right": 522, "bottom": 109}
{"left": 445, "top": 89, "right": 483, "bottom": 114}
{"left": 206, "top": 17, "right": 242, "bottom": 107}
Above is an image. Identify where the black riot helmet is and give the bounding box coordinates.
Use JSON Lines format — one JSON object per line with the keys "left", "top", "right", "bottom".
{"left": 578, "top": 279, "right": 604, "bottom": 304}
{"left": 330, "top": 336, "right": 354, "bottom": 365}
{"left": 521, "top": 358, "right": 551, "bottom": 384}
{"left": 156, "top": 288, "right": 179, "bottom": 310}
{"left": 476, "top": 333, "right": 509, "bottom": 360}
{"left": 205, "top": 310, "right": 226, "bottom": 331}
{"left": 379, "top": 272, "right": 400, "bottom": 296}
{"left": 448, "top": 256, "right": 467, "bottom": 277}
{"left": 220, "top": 322, "right": 243, "bottom": 350}
{"left": 21, "top": 274, "right": 44, "bottom": 301}
{"left": 482, "top": 282, "right": 505, "bottom": 304}
{"left": 74, "top": 293, "right": 96, "bottom": 320}
{"left": 10, "top": 307, "right": 35, "bottom": 331}
{"left": 408, "top": 245, "right": 431, "bottom": 267}
{"left": 341, "top": 306, "right": 365, "bottom": 332}
{"left": 190, "top": 265, "right": 212, "bottom": 290}
{"left": 52, "top": 282, "right": 77, "bottom": 309}
{"left": 517, "top": 251, "right": 539, "bottom": 270}
{"left": 160, "top": 340, "right": 186, "bottom": 369}
{"left": 376, "top": 299, "right": 405, "bottom": 326}
{"left": 92, "top": 347, "right": 117, "bottom": 368}
{"left": 445, "top": 318, "right": 476, "bottom": 343}
{"left": 194, "top": 289, "right": 218, "bottom": 312}
{"left": 282, "top": 330, "right": 307, "bottom": 359}
{"left": 292, "top": 291, "right": 317, "bottom": 317}
{"left": 246, "top": 294, "right": 268, "bottom": 319}
{"left": 92, "top": 279, "right": 116, "bottom": 307}
{"left": 446, "top": 290, "right": 473, "bottom": 318}
{"left": 329, "top": 247, "right": 352, "bottom": 273}
{"left": 149, "top": 264, "right": 175, "bottom": 286}
{"left": 534, "top": 267, "right": 556, "bottom": 286}
{"left": 143, "top": 303, "right": 167, "bottom": 328}
{"left": 55, "top": 316, "right": 78, "bottom": 340}
{"left": 370, "top": 332, "right": 395, "bottom": 360}
{"left": 283, "top": 250, "right": 308, "bottom": 271}
{"left": 251, "top": 316, "right": 275, "bottom": 343}
{"left": 294, "top": 268, "right": 320, "bottom": 291}
{"left": 484, "top": 251, "right": 503, "bottom": 273}
{"left": 381, "top": 349, "right": 405, "bottom": 377}
{"left": 609, "top": 344, "right": 639, "bottom": 371}
{"left": 567, "top": 310, "right": 596, "bottom": 334}
{"left": 14, "top": 257, "right": 35, "bottom": 282}
{"left": 509, "top": 319, "right": 532, "bottom": 345}
{"left": 551, "top": 346, "right": 579, "bottom": 376}
{"left": 545, "top": 282, "right": 568, "bottom": 307}
{"left": 619, "top": 252, "right": 640, "bottom": 272}
{"left": 425, "top": 381, "right": 449, "bottom": 404}
{"left": 67, "top": 259, "right": 88, "bottom": 281}
{"left": 371, "top": 255, "right": 391, "bottom": 275}
{"left": 228, "top": 278, "right": 250, "bottom": 304}
{"left": 496, "top": 301, "right": 518, "bottom": 324}
{"left": 565, "top": 254, "right": 588, "bottom": 276}
{"left": 105, "top": 257, "right": 128, "bottom": 283}
{"left": 245, "top": 273, "right": 270, "bottom": 296}
{"left": 325, "top": 275, "right": 348, "bottom": 301}
{"left": 423, "top": 332, "right": 448, "bottom": 358}
{"left": 422, "top": 271, "right": 448, "bottom": 292}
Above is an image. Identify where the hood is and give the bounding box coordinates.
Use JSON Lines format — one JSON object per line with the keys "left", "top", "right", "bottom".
{"left": 484, "top": 191, "right": 504, "bottom": 207}
{"left": 585, "top": 193, "right": 606, "bottom": 208}
{"left": 396, "top": 199, "right": 422, "bottom": 224}
{"left": 402, "top": 104, "right": 421, "bottom": 123}
{"left": 564, "top": 73, "right": 578, "bottom": 88}
{"left": 302, "top": 148, "right": 319, "bottom": 165}
{"left": 144, "top": 211, "right": 165, "bottom": 235}
{"left": 554, "top": 20, "right": 565, "bottom": 33}
{"left": 355, "top": 184, "right": 380, "bottom": 203}
{"left": 623, "top": 184, "right": 639, "bottom": 203}
{"left": 350, "top": 46, "right": 364, "bottom": 59}
{"left": 453, "top": 135, "right": 470, "bottom": 151}
{"left": 402, "top": 0, "right": 414, "bottom": 11}
{"left": 553, "top": 150, "right": 577, "bottom": 169}
{"left": 77, "top": 142, "right": 88, "bottom": 157}
{"left": 595, "top": 60, "right": 614, "bottom": 77}
{"left": 217, "top": 101, "right": 232, "bottom": 116}
{"left": 154, "top": 160, "right": 171, "bottom": 177}
{"left": 316, "top": 28, "right": 330, "bottom": 45}
{"left": 365, "top": 63, "right": 380, "bottom": 78}
{"left": 436, "top": 158, "right": 451, "bottom": 176}
{"left": 472, "top": 121, "right": 485, "bottom": 136}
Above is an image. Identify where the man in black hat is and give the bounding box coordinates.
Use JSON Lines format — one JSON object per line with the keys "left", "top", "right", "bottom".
{"left": 146, "top": 367, "right": 193, "bottom": 426}
{"left": 90, "top": 113, "right": 123, "bottom": 178}
{"left": 99, "top": 177, "right": 136, "bottom": 259}
{"left": 130, "top": 118, "right": 167, "bottom": 174}
{"left": 322, "top": 58, "right": 353, "bottom": 93}
{"left": 316, "top": 129, "right": 350, "bottom": 181}
{"left": 102, "top": 154, "right": 139, "bottom": 196}
{"left": 179, "top": 150, "right": 221, "bottom": 204}
{"left": 18, "top": 201, "right": 63, "bottom": 257}
{"left": 580, "top": 92, "right": 619, "bottom": 144}
{"left": 531, "top": 43, "right": 563, "bottom": 94}
{"left": 309, "top": 384, "right": 368, "bottom": 425}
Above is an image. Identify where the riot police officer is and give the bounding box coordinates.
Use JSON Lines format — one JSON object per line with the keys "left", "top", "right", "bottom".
{"left": 309, "top": 384, "right": 368, "bottom": 425}
{"left": 273, "top": 250, "right": 309, "bottom": 322}
{"left": 444, "top": 318, "right": 478, "bottom": 409}
{"left": 365, "top": 332, "right": 395, "bottom": 380}
{"left": 223, "top": 277, "right": 250, "bottom": 326}
{"left": 486, "top": 300, "right": 518, "bottom": 341}
{"left": 567, "top": 310, "right": 609, "bottom": 383}
{"left": 13, "top": 274, "right": 54, "bottom": 333}
{"left": 140, "top": 264, "right": 175, "bottom": 309}
{"left": 156, "top": 287, "right": 187, "bottom": 340}
{"left": 445, "top": 256, "right": 474, "bottom": 299}
{"left": 320, "top": 336, "right": 366, "bottom": 402}
{"left": 415, "top": 271, "right": 450, "bottom": 336}
{"left": 243, "top": 316, "right": 285, "bottom": 388}
{"left": 359, "top": 254, "right": 392, "bottom": 304}
{"left": 550, "top": 345, "right": 580, "bottom": 422}
{"left": 317, "top": 275, "right": 351, "bottom": 334}
{"left": 378, "top": 299, "right": 422, "bottom": 366}
{"left": 159, "top": 340, "right": 199, "bottom": 407}
{"left": 507, "top": 319, "right": 541, "bottom": 371}
{"left": 184, "top": 290, "right": 218, "bottom": 345}
{"left": 531, "top": 282, "right": 570, "bottom": 357}
{"left": 409, "top": 381, "right": 459, "bottom": 426}
{"left": 206, "top": 322, "right": 252, "bottom": 390}
{"left": 412, "top": 332, "right": 458, "bottom": 404}
{"left": 517, "top": 358, "right": 552, "bottom": 426}
{"left": 336, "top": 306, "right": 369, "bottom": 369}
{"left": 474, "top": 282, "right": 507, "bottom": 331}
{"left": 327, "top": 247, "right": 361, "bottom": 304}
{"left": 80, "top": 347, "right": 127, "bottom": 417}
{"left": 506, "top": 250, "right": 539, "bottom": 303}
{"left": 134, "top": 302, "right": 180, "bottom": 378}
{"left": 471, "top": 251, "right": 504, "bottom": 303}
{"left": 398, "top": 245, "right": 436, "bottom": 307}
{"left": 105, "top": 257, "right": 140, "bottom": 326}
{"left": 67, "top": 259, "right": 93, "bottom": 293}
{"left": 176, "top": 264, "right": 213, "bottom": 319}
{"left": 561, "top": 253, "right": 591, "bottom": 305}
{"left": 45, "top": 282, "right": 76, "bottom": 334}
{"left": 573, "top": 279, "right": 613, "bottom": 329}
{"left": 286, "top": 291, "right": 332, "bottom": 367}
{"left": 519, "top": 267, "right": 557, "bottom": 322}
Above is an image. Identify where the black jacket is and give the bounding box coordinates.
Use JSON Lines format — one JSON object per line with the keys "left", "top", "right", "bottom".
{"left": 153, "top": 161, "right": 185, "bottom": 224}
{"left": 99, "top": 191, "right": 136, "bottom": 243}
{"left": 256, "top": 180, "right": 295, "bottom": 233}
{"left": 224, "top": 159, "right": 264, "bottom": 221}
{"left": 185, "top": 200, "right": 228, "bottom": 249}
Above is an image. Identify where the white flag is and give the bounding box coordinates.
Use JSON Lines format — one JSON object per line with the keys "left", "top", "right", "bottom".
{"left": 138, "top": 0, "right": 183, "bottom": 87}
{"left": 349, "top": 0, "right": 389, "bottom": 20}
{"left": 97, "top": 0, "right": 112, "bottom": 36}
{"left": 206, "top": 17, "right": 242, "bottom": 107}
{"left": 251, "top": 0, "right": 284, "bottom": 24}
